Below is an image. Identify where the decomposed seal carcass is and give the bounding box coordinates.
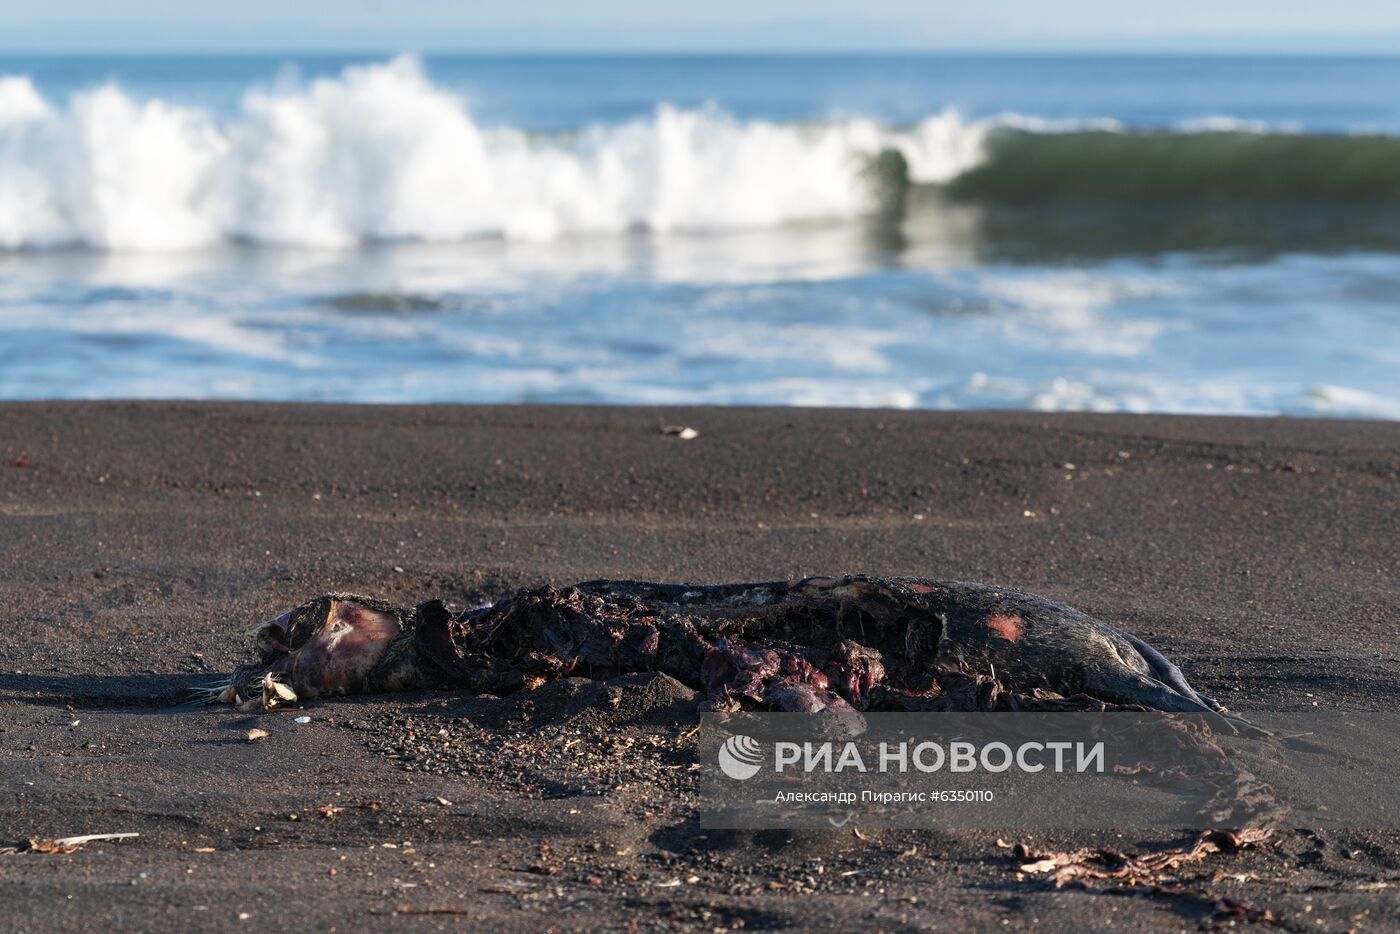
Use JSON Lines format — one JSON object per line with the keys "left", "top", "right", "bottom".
{"left": 200, "top": 576, "right": 1249, "bottom": 730}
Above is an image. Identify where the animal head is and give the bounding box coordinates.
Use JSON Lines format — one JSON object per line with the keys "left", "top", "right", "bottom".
{"left": 250, "top": 594, "right": 406, "bottom": 699}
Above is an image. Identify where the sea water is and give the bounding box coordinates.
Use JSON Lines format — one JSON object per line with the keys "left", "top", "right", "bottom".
{"left": 1, "top": 53, "right": 1397, "bottom": 415}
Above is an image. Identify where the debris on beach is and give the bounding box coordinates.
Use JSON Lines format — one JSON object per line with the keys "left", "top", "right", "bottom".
{"left": 1012, "top": 828, "right": 1276, "bottom": 923}
{"left": 245, "top": 728, "right": 268, "bottom": 742}
{"left": 14, "top": 832, "right": 140, "bottom": 855}
{"left": 660, "top": 425, "right": 700, "bottom": 439}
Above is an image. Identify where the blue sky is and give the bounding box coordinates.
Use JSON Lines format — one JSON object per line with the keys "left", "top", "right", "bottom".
{"left": 2, "top": 0, "right": 1399, "bottom": 53}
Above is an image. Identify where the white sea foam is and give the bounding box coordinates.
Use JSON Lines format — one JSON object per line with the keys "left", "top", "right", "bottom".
{"left": 1173, "top": 115, "right": 1302, "bottom": 134}
{"left": 3, "top": 55, "right": 1356, "bottom": 252}
{"left": 0, "top": 55, "right": 1017, "bottom": 250}
{"left": 979, "top": 272, "right": 1176, "bottom": 357}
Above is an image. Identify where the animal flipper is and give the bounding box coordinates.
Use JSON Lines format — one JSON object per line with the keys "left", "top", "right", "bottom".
{"left": 1119, "top": 631, "right": 1220, "bottom": 710}
{"left": 1091, "top": 667, "right": 1269, "bottom": 737}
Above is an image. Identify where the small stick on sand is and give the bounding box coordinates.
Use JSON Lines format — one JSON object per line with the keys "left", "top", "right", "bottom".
{"left": 24, "top": 832, "right": 140, "bottom": 854}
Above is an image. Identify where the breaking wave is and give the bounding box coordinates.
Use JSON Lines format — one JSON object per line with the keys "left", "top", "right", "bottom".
{"left": 2, "top": 54, "right": 1397, "bottom": 251}
{"left": 949, "top": 127, "right": 1400, "bottom": 202}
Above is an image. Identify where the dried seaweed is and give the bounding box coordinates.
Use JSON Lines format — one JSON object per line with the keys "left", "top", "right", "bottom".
{"left": 1014, "top": 828, "right": 1276, "bottom": 923}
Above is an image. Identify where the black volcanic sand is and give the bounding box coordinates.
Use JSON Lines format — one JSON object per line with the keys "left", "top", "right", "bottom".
{"left": 1, "top": 403, "right": 1398, "bottom": 932}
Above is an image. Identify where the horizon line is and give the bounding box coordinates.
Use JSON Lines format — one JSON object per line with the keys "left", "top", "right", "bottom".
{"left": 4, "top": 47, "right": 1400, "bottom": 57}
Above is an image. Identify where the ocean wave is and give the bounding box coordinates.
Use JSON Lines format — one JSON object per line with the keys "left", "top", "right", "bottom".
{"left": 950, "top": 127, "right": 1400, "bottom": 203}
{"left": 2, "top": 54, "right": 1397, "bottom": 251}
{"left": 0, "top": 55, "right": 987, "bottom": 250}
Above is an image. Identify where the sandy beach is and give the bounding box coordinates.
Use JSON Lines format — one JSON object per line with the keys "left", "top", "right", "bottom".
{"left": 2, "top": 402, "right": 1397, "bottom": 931}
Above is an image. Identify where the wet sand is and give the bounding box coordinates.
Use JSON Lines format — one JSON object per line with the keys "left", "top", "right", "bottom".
{"left": 1, "top": 403, "right": 1397, "bottom": 931}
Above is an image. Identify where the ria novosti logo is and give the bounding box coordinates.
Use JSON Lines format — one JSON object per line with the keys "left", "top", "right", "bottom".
{"left": 715, "top": 731, "right": 1109, "bottom": 782}
{"left": 717, "top": 734, "right": 764, "bottom": 780}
